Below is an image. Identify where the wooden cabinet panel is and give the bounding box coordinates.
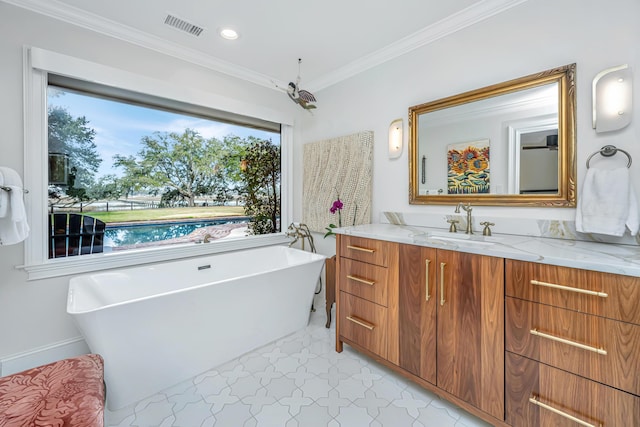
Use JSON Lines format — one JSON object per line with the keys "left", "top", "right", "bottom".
{"left": 506, "top": 352, "right": 640, "bottom": 427}
{"left": 398, "top": 244, "right": 437, "bottom": 384}
{"left": 506, "top": 297, "right": 640, "bottom": 396}
{"left": 506, "top": 260, "right": 640, "bottom": 325}
{"left": 339, "top": 235, "right": 391, "bottom": 266}
{"left": 437, "top": 249, "right": 505, "bottom": 420}
{"left": 339, "top": 292, "right": 388, "bottom": 359}
{"left": 340, "top": 258, "right": 389, "bottom": 306}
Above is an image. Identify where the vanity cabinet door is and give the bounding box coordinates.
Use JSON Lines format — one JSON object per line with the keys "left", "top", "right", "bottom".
{"left": 437, "top": 249, "right": 505, "bottom": 420}
{"left": 398, "top": 244, "right": 437, "bottom": 385}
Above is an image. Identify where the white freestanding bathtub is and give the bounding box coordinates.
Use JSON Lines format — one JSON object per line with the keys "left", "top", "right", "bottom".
{"left": 67, "top": 245, "right": 326, "bottom": 410}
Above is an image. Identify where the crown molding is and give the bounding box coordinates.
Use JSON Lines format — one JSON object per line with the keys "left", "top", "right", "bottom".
{"left": 306, "top": 0, "right": 529, "bottom": 92}
{"left": 4, "top": 0, "right": 528, "bottom": 93}
{"left": 2, "top": 0, "right": 285, "bottom": 89}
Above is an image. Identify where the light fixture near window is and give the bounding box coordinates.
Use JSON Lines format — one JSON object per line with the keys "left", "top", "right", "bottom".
{"left": 592, "top": 64, "right": 633, "bottom": 133}
{"left": 388, "top": 118, "right": 403, "bottom": 159}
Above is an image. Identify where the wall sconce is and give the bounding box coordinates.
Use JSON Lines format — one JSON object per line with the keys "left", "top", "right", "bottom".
{"left": 388, "top": 118, "right": 403, "bottom": 159}
{"left": 592, "top": 64, "right": 633, "bottom": 133}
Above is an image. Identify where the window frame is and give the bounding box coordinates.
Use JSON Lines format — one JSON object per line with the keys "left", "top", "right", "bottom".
{"left": 22, "top": 47, "right": 293, "bottom": 281}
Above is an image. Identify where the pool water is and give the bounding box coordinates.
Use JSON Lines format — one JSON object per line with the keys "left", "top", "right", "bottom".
{"left": 104, "top": 218, "right": 249, "bottom": 247}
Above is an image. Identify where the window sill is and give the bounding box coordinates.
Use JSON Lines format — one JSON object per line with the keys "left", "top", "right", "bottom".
{"left": 20, "top": 234, "right": 291, "bottom": 281}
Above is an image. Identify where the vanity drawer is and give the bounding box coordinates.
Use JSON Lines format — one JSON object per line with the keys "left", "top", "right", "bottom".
{"left": 339, "top": 258, "right": 389, "bottom": 306}
{"left": 506, "top": 259, "right": 640, "bottom": 325}
{"left": 506, "top": 352, "right": 640, "bottom": 427}
{"left": 506, "top": 296, "right": 640, "bottom": 395}
{"left": 339, "top": 235, "right": 392, "bottom": 267}
{"left": 339, "top": 292, "right": 387, "bottom": 359}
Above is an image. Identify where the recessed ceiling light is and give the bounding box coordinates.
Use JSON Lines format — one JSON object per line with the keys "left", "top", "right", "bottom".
{"left": 219, "top": 28, "right": 239, "bottom": 40}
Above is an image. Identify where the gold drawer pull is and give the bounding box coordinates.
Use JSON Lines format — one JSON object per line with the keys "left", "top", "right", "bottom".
{"left": 529, "top": 396, "right": 599, "bottom": 427}
{"left": 346, "top": 315, "right": 375, "bottom": 330}
{"left": 347, "top": 245, "right": 375, "bottom": 253}
{"left": 347, "top": 275, "right": 375, "bottom": 286}
{"left": 440, "top": 262, "right": 446, "bottom": 306}
{"left": 530, "top": 329, "right": 607, "bottom": 355}
{"left": 425, "top": 259, "right": 431, "bottom": 301}
{"left": 530, "top": 279, "right": 608, "bottom": 298}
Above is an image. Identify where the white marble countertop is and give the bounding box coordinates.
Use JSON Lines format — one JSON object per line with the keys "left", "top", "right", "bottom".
{"left": 335, "top": 223, "right": 640, "bottom": 277}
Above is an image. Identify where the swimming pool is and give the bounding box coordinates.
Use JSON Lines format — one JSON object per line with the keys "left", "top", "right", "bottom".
{"left": 104, "top": 217, "right": 249, "bottom": 247}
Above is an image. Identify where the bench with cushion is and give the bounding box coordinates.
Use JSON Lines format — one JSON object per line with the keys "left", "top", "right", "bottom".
{"left": 0, "top": 354, "right": 105, "bottom": 426}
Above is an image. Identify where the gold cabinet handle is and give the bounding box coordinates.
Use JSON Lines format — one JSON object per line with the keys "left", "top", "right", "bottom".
{"left": 425, "top": 259, "right": 431, "bottom": 301}
{"left": 530, "top": 329, "right": 607, "bottom": 355}
{"left": 346, "top": 315, "right": 375, "bottom": 330}
{"left": 530, "top": 280, "right": 608, "bottom": 298}
{"left": 346, "top": 275, "right": 375, "bottom": 286}
{"left": 529, "top": 396, "right": 598, "bottom": 427}
{"left": 440, "top": 262, "right": 446, "bottom": 306}
{"left": 347, "top": 245, "right": 375, "bottom": 253}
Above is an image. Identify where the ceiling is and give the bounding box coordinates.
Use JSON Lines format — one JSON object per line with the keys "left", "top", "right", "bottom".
{"left": 6, "top": 0, "right": 528, "bottom": 92}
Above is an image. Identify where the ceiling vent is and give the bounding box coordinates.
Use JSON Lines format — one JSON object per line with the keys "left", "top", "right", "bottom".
{"left": 164, "top": 14, "right": 204, "bottom": 37}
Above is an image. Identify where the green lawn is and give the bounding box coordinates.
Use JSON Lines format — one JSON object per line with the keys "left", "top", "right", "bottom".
{"left": 88, "top": 206, "right": 246, "bottom": 224}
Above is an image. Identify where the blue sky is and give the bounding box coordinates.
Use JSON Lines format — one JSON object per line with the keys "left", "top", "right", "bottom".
{"left": 48, "top": 87, "right": 280, "bottom": 178}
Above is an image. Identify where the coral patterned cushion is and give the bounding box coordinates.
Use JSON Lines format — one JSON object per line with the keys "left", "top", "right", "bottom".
{"left": 0, "top": 354, "right": 105, "bottom": 427}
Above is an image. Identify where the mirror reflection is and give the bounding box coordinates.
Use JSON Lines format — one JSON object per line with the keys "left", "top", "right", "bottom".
{"left": 409, "top": 64, "right": 576, "bottom": 207}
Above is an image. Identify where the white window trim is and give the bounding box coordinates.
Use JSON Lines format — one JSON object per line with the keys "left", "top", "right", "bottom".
{"left": 21, "top": 46, "right": 294, "bottom": 281}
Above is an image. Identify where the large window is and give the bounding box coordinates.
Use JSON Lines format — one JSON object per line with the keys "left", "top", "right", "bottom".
{"left": 23, "top": 47, "right": 293, "bottom": 279}
{"left": 47, "top": 81, "right": 281, "bottom": 258}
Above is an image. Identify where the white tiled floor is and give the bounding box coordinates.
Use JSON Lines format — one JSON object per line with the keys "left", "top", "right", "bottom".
{"left": 105, "top": 293, "right": 493, "bottom": 427}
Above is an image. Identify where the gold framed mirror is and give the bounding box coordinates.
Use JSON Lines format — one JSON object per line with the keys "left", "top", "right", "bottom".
{"left": 409, "top": 63, "right": 576, "bottom": 206}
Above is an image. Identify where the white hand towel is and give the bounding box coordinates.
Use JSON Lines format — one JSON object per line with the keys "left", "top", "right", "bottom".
{"left": 576, "top": 167, "right": 639, "bottom": 236}
{"left": 0, "top": 167, "right": 30, "bottom": 245}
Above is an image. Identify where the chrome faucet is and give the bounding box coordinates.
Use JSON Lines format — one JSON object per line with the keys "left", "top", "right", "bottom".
{"left": 454, "top": 202, "right": 473, "bottom": 234}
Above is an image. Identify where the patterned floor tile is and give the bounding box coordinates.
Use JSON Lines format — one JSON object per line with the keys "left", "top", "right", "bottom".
{"left": 132, "top": 397, "right": 175, "bottom": 426}
{"left": 298, "top": 376, "right": 332, "bottom": 401}
{"left": 375, "top": 404, "right": 421, "bottom": 427}
{"left": 334, "top": 406, "right": 375, "bottom": 427}
{"left": 352, "top": 390, "right": 390, "bottom": 418}
{"left": 253, "top": 402, "right": 292, "bottom": 427}
{"left": 278, "top": 388, "right": 314, "bottom": 416}
{"left": 228, "top": 375, "right": 264, "bottom": 399}
{"left": 289, "top": 402, "right": 334, "bottom": 427}
{"left": 316, "top": 389, "right": 352, "bottom": 417}
{"left": 209, "top": 401, "right": 254, "bottom": 427}
{"left": 171, "top": 401, "right": 214, "bottom": 426}
{"left": 285, "top": 366, "right": 315, "bottom": 387}
{"left": 415, "top": 404, "right": 459, "bottom": 427}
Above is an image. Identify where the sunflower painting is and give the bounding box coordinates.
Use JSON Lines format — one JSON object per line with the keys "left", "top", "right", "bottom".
{"left": 447, "top": 139, "right": 490, "bottom": 194}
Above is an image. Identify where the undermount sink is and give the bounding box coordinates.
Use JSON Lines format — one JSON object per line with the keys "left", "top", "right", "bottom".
{"left": 412, "top": 230, "right": 502, "bottom": 246}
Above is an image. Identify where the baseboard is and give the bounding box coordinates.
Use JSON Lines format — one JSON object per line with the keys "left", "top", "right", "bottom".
{"left": 0, "top": 337, "right": 90, "bottom": 376}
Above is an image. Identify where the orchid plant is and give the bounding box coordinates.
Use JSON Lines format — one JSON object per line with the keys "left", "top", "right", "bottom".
{"left": 324, "top": 195, "right": 357, "bottom": 238}
{"left": 324, "top": 198, "right": 343, "bottom": 238}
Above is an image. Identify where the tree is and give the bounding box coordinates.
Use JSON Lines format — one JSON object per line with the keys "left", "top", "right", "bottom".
{"left": 114, "top": 129, "right": 220, "bottom": 207}
{"left": 47, "top": 106, "right": 101, "bottom": 196}
{"left": 240, "top": 138, "right": 281, "bottom": 235}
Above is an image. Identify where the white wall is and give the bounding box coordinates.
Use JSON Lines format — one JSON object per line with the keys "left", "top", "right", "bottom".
{"left": 299, "top": 0, "right": 640, "bottom": 226}
{"left": 0, "top": 2, "right": 299, "bottom": 361}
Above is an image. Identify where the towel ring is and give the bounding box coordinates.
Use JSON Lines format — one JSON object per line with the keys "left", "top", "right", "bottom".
{"left": 586, "top": 145, "right": 632, "bottom": 169}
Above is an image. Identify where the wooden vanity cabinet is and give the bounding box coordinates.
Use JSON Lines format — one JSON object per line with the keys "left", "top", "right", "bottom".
{"left": 337, "top": 235, "right": 505, "bottom": 424}
{"left": 505, "top": 260, "right": 640, "bottom": 427}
